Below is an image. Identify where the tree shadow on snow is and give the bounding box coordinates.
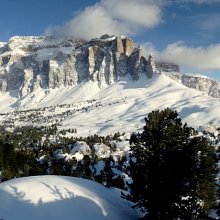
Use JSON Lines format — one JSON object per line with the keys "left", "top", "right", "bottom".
{"left": 0, "top": 184, "right": 108, "bottom": 220}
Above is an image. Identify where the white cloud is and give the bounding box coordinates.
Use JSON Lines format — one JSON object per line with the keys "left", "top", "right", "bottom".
{"left": 102, "top": 0, "right": 161, "bottom": 28}
{"left": 142, "top": 41, "right": 220, "bottom": 71}
{"left": 45, "top": 0, "right": 162, "bottom": 40}
{"left": 141, "top": 42, "right": 156, "bottom": 55}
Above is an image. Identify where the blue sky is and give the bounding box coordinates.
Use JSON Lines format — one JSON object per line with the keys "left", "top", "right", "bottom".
{"left": 0, "top": 0, "right": 220, "bottom": 81}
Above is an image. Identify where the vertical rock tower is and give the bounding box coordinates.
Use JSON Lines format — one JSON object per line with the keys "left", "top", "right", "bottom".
{"left": 146, "top": 53, "right": 157, "bottom": 78}
{"left": 0, "top": 35, "right": 158, "bottom": 97}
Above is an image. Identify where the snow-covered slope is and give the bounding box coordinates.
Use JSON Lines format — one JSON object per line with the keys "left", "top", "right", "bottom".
{"left": 2, "top": 34, "right": 218, "bottom": 99}
{"left": 0, "top": 73, "right": 219, "bottom": 136}
{"left": 0, "top": 42, "right": 6, "bottom": 48}
{"left": 166, "top": 72, "right": 220, "bottom": 98}
{"left": 0, "top": 34, "right": 220, "bottom": 136}
{"left": 0, "top": 175, "right": 139, "bottom": 220}
{"left": 0, "top": 34, "right": 153, "bottom": 97}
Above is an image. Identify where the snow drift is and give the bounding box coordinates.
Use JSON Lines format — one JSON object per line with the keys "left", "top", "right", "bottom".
{"left": 0, "top": 175, "right": 139, "bottom": 220}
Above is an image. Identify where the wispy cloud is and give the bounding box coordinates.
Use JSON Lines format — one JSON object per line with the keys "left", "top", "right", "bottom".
{"left": 44, "top": 0, "right": 163, "bottom": 40}
{"left": 142, "top": 41, "right": 220, "bottom": 71}
{"left": 44, "top": 0, "right": 220, "bottom": 75}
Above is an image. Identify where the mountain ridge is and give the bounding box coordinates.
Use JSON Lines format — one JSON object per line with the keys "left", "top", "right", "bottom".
{"left": 0, "top": 34, "right": 219, "bottom": 99}
{"left": 0, "top": 35, "right": 220, "bottom": 136}
{"left": 0, "top": 73, "right": 219, "bottom": 137}
{"left": 0, "top": 34, "right": 153, "bottom": 97}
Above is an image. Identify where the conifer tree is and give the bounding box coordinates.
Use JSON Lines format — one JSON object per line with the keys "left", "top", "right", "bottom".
{"left": 0, "top": 140, "right": 3, "bottom": 173}
{"left": 127, "top": 108, "right": 217, "bottom": 220}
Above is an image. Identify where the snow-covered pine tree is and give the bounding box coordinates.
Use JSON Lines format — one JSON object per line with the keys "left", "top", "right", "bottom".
{"left": 127, "top": 108, "right": 217, "bottom": 220}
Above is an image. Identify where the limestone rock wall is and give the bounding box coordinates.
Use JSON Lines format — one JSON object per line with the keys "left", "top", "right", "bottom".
{"left": 181, "top": 75, "right": 220, "bottom": 98}
{"left": 0, "top": 34, "right": 171, "bottom": 97}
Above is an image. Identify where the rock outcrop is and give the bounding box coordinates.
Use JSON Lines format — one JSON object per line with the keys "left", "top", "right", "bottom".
{"left": 146, "top": 53, "right": 157, "bottom": 78}
{"left": 0, "top": 35, "right": 156, "bottom": 97}
{"left": 0, "top": 34, "right": 219, "bottom": 99}
{"left": 156, "top": 62, "right": 180, "bottom": 73}
{"left": 154, "top": 61, "right": 220, "bottom": 98}
{"left": 181, "top": 75, "right": 220, "bottom": 98}
{"left": 167, "top": 72, "right": 220, "bottom": 98}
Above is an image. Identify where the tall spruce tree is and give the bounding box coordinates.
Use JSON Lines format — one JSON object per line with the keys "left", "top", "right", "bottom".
{"left": 127, "top": 108, "right": 217, "bottom": 220}
{"left": 0, "top": 140, "right": 3, "bottom": 172}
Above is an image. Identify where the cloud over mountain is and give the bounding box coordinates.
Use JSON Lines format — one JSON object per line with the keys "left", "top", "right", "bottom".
{"left": 44, "top": 0, "right": 220, "bottom": 74}
{"left": 142, "top": 41, "right": 220, "bottom": 71}
{"left": 45, "top": 0, "right": 162, "bottom": 40}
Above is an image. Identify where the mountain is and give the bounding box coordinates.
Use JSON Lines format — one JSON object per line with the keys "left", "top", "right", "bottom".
{"left": 0, "top": 35, "right": 219, "bottom": 136}
{"left": 0, "top": 34, "right": 154, "bottom": 97}
{"left": 1, "top": 34, "right": 219, "bottom": 98}
{"left": 0, "top": 35, "right": 219, "bottom": 220}
{"left": 166, "top": 72, "right": 220, "bottom": 98}
{"left": 0, "top": 175, "right": 139, "bottom": 220}
{"left": 0, "top": 35, "right": 220, "bottom": 98}
{"left": 0, "top": 73, "right": 219, "bottom": 136}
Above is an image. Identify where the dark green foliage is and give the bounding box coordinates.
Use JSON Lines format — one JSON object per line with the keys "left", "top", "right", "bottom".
{"left": 0, "top": 135, "right": 42, "bottom": 181}
{"left": 127, "top": 108, "right": 217, "bottom": 220}
{"left": 73, "top": 155, "right": 93, "bottom": 179}
{"left": 0, "top": 113, "right": 217, "bottom": 219}
{"left": 2, "top": 142, "right": 17, "bottom": 180}
{"left": 110, "top": 175, "right": 125, "bottom": 189}
{"left": 51, "top": 158, "right": 65, "bottom": 175}
{"left": 94, "top": 156, "right": 125, "bottom": 189}
{"left": 0, "top": 125, "right": 128, "bottom": 186}
{"left": 100, "top": 157, "right": 115, "bottom": 188}
{"left": 0, "top": 140, "right": 4, "bottom": 170}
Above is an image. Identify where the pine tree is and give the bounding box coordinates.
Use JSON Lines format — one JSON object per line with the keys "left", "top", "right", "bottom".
{"left": 0, "top": 140, "right": 3, "bottom": 171}
{"left": 127, "top": 108, "right": 217, "bottom": 220}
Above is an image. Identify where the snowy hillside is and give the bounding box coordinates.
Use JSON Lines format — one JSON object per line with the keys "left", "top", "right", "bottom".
{"left": 0, "top": 34, "right": 220, "bottom": 136}
{"left": 0, "top": 34, "right": 153, "bottom": 96}
{"left": 0, "top": 73, "right": 219, "bottom": 137}
{"left": 166, "top": 72, "right": 220, "bottom": 98}
{"left": 0, "top": 175, "right": 139, "bottom": 220}
{"left": 0, "top": 34, "right": 219, "bottom": 99}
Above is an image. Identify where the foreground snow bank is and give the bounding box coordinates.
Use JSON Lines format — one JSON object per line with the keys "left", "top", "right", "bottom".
{"left": 0, "top": 175, "right": 138, "bottom": 220}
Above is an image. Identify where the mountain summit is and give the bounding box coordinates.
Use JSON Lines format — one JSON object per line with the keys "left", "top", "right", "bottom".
{"left": 0, "top": 35, "right": 219, "bottom": 135}
{"left": 0, "top": 34, "right": 159, "bottom": 98}
{"left": 0, "top": 34, "right": 219, "bottom": 98}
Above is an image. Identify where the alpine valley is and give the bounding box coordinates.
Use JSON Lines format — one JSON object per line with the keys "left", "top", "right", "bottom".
{"left": 0, "top": 35, "right": 220, "bottom": 219}
{"left": 0, "top": 34, "right": 219, "bottom": 136}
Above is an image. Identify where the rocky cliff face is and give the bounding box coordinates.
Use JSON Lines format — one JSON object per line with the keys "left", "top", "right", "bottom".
{"left": 0, "top": 34, "right": 219, "bottom": 99}
{"left": 154, "top": 60, "right": 220, "bottom": 98}
{"left": 156, "top": 62, "right": 180, "bottom": 73}
{"left": 167, "top": 73, "right": 220, "bottom": 98}
{"left": 182, "top": 75, "right": 220, "bottom": 98}
{"left": 0, "top": 35, "right": 155, "bottom": 97}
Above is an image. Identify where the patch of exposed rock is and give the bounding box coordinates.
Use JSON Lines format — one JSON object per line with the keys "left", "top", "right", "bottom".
{"left": 0, "top": 35, "right": 157, "bottom": 97}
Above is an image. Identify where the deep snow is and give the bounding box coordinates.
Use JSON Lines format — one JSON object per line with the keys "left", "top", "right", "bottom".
{"left": 0, "top": 175, "right": 139, "bottom": 220}
{"left": 0, "top": 73, "right": 220, "bottom": 136}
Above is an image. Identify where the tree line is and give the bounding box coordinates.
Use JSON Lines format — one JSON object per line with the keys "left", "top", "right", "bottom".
{"left": 0, "top": 108, "right": 219, "bottom": 219}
